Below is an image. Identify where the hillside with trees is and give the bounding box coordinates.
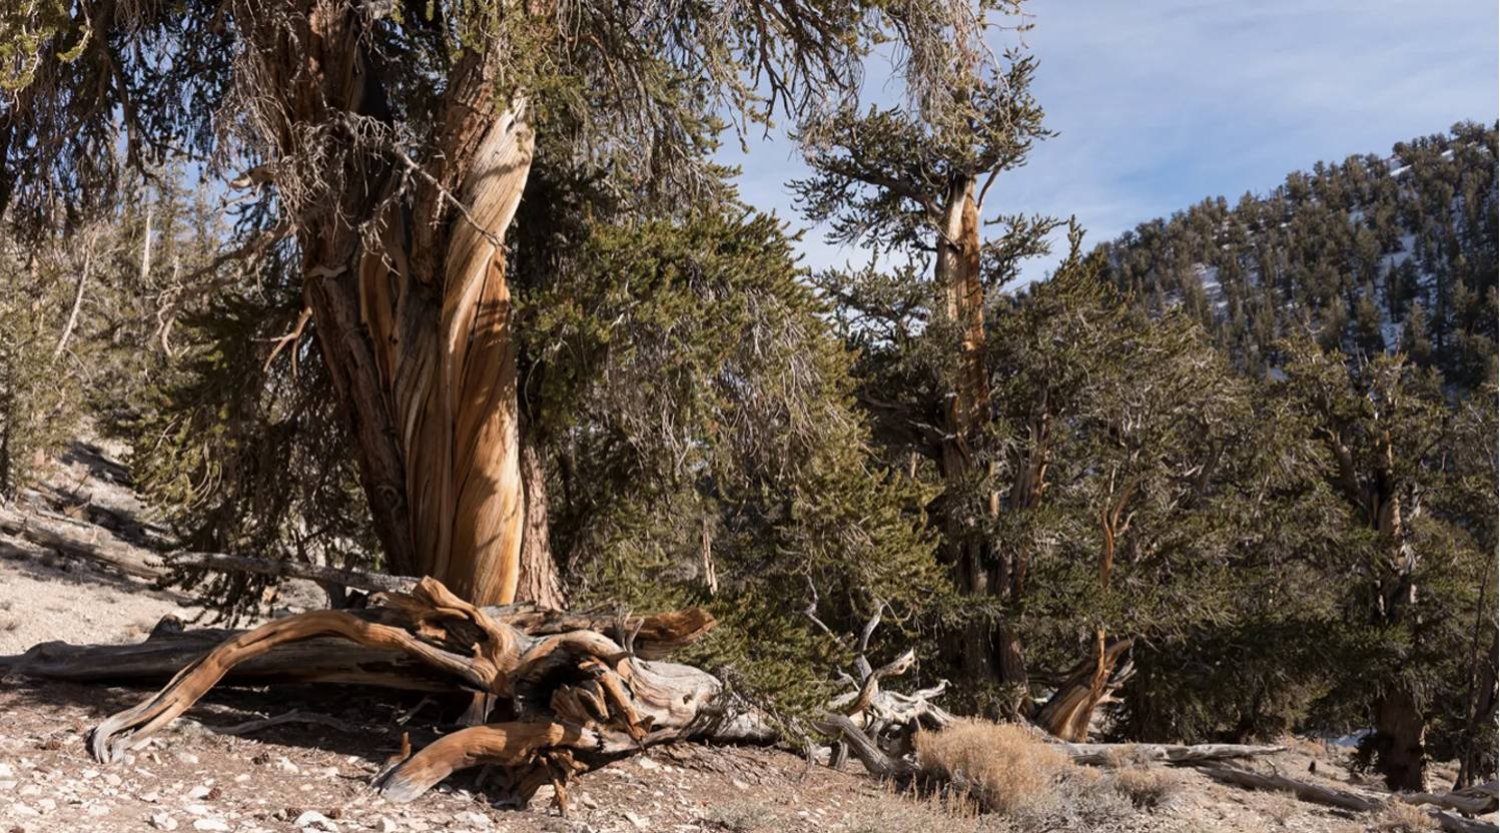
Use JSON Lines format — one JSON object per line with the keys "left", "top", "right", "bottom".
{"left": 0, "top": 2, "right": 1494, "bottom": 830}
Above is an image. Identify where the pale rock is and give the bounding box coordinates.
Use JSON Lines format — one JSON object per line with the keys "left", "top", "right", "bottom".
{"left": 18, "top": 784, "right": 39, "bottom": 796}
{"left": 377, "top": 817, "right": 398, "bottom": 833}
{"left": 185, "top": 803, "right": 212, "bottom": 815}
{"left": 0, "top": 780, "right": 16, "bottom": 791}
{"left": 731, "top": 778, "right": 749, "bottom": 791}
{"left": 149, "top": 811, "right": 179, "bottom": 830}
{"left": 192, "top": 820, "right": 230, "bottom": 832}
{"left": 88, "top": 804, "right": 111, "bottom": 817}
{"left": 457, "top": 811, "right": 489, "bottom": 827}
{"left": 623, "top": 811, "right": 650, "bottom": 830}
{"left": 175, "top": 752, "right": 200, "bottom": 765}
{"left": 11, "top": 801, "right": 39, "bottom": 816}
{"left": 293, "top": 809, "right": 339, "bottom": 831}
{"left": 275, "top": 758, "right": 300, "bottom": 775}
{"left": 233, "top": 774, "right": 250, "bottom": 784}
{"left": 579, "top": 793, "right": 599, "bottom": 809}
{"left": 36, "top": 798, "right": 55, "bottom": 813}
{"left": 105, "top": 773, "right": 123, "bottom": 787}
{"left": 81, "top": 769, "right": 100, "bottom": 780}
{"left": 0, "top": 764, "right": 12, "bottom": 778}
{"left": 187, "top": 786, "right": 213, "bottom": 800}
{"left": 140, "top": 791, "right": 161, "bottom": 803}
{"left": 636, "top": 757, "right": 659, "bottom": 771}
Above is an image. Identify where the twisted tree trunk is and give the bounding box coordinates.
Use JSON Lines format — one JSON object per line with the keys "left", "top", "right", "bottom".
{"left": 236, "top": 0, "right": 544, "bottom": 606}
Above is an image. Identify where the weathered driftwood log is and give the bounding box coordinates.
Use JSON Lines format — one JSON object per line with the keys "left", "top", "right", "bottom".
{"left": 0, "top": 503, "right": 415, "bottom": 594}
{"left": 1197, "top": 764, "right": 1498, "bottom": 833}
{"left": 15, "top": 578, "right": 764, "bottom": 810}
{"left": 1063, "top": 742, "right": 1286, "bottom": 766}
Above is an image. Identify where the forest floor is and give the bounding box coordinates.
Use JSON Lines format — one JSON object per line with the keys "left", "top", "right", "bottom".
{"left": 0, "top": 441, "right": 1488, "bottom": 833}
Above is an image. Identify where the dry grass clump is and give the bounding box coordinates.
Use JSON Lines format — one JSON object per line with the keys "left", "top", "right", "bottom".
{"left": 915, "top": 719, "right": 1074, "bottom": 816}
{"left": 1105, "top": 765, "right": 1183, "bottom": 808}
{"left": 1364, "top": 800, "right": 1439, "bottom": 833}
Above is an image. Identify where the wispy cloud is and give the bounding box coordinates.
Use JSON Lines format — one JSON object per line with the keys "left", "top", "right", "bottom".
{"left": 721, "top": 0, "right": 1498, "bottom": 281}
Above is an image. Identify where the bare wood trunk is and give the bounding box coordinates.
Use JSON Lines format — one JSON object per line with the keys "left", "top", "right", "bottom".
{"left": 1035, "top": 630, "right": 1133, "bottom": 741}
{"left": 1197, "top": 764, "right": 1494, "bottom": 833}
{"left": 230, "top": 1, "right": 539, "bottom": 607}
{"left": 934, "top": 176, "right": 1014, "bottom": 693}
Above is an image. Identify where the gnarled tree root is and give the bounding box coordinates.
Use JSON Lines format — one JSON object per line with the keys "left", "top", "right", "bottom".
{"left": 77, "top": 577, "right": 756, "bottom": 809}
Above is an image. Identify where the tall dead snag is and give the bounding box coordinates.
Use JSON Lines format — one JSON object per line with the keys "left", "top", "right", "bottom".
{"left": 84, "top": 577, "right": 755, "bottom": 809}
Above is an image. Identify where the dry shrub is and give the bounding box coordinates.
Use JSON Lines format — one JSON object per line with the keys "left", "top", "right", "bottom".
{"left": 1261, "top": 789, "right": 1302, "bottom": 825}
{"left": 915, "top": 719, "right": 1073, "bottom": 816}
{"left": 1106, "top": 765, "right": 1182, "bottom": 808}
{"left": 1365, "top": 801, "right": 1439, "bottom": 833}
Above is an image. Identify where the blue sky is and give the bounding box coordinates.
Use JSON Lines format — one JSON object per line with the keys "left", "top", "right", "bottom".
{"left": 719, "top": 0, "right": 1500, "bottom": 283}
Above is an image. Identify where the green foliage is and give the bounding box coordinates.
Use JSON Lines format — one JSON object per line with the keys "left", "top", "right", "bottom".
{"left": 517, "top": 209, "right": 944, "bottom": 726}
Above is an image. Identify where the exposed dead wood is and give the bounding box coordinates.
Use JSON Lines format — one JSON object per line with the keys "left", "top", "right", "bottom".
{"left": 1197, "top": 763, "right": 1497, "bottom": 833}
{"left": 40, "top": 578, "right": 761, "bottom": 810}
{"left": 1, "top": 603, "right": 716, "bottom": 685}
{"left": 1063, "top": 742, "right": 1285, "bottom": 766}
{"left": 1034, "top": 630, "right": 1133, "bottom": 741}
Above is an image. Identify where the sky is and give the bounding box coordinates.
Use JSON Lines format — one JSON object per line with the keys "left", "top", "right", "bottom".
{"left": 719, "top": 0, "right": 1500, "bottom": 284}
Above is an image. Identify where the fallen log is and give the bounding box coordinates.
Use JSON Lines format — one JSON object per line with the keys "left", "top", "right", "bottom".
{"left": 0, "top": 502, "right": 415, "bottom": 594}
{"left": 1197, "top": 763, "right": 1498, "bottom": 833}
{"left": 7, "top": 578, "right": 767, "bottom": 810}
{"left": 1064, "top": 742, "right": 1286, "bottom": 766}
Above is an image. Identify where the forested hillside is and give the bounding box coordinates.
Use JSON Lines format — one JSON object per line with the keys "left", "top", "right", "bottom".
{"left": 1096, "top": 123, "right": 1498, "bottom": 390}
{"left": 0, "top": 0, "right": 1494, "bottom": 825}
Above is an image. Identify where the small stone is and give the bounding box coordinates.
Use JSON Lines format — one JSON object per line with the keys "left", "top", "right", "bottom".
{"left": 0, "top": 781, "right": 16, "bottom": 792}
{"left": 10, "top": 802, "right": 38, "bottom": 817}
{"left": 622, "top": 811, "right": 650, "bottom": 830}
{"left": 140, "top": 791, "right": 161, "bottom": 803}
{"left": 87, "top": 804, "right": 111, "bottom": 817}
{"left": 233, "top": 775, "right": 250, "bottom": 784}
{"left": 377, "top": 818, "right": 398, "bottom": 833}
{"left": 293, "top": 810, "right": 339, "bottom": 831}
{"left": 192, "top": 820, "right": 229, "bottom": 832}
{"left": 186, "top": 786, "right": 212, "bottom": 800}
{"left": 0, "top": 765, "right": 12, "bottom": 779}
{"left": 148, "top": 811, "right": 178, "bottom": 830}
{"left": 579, "top": 794, "right": 598, "bottom": 810}
{"left": 275, "top": 758, "right": 300, "bottom": 775}
{"left": 104, "top": 773, "right": 123, "bottom": 787}
{"left": 17, "top": 785, "right": 38, "bottom": 797}
{"left": 731, "top": 778, "right": 749, "bottom": 791}
{"left": 34, "top": 799, "right": 54, "bottom": 814}
{"left": 175, "top": 753, "right": 200, "bottom": 765}
{"left": 185, "top": 804, "right": 211, "bottom": 816}
{"left": 635, "top": 757, "right": 659, "bottom": 771}
{"left": 456, "top": 811, "right": 488, "bottom": 827}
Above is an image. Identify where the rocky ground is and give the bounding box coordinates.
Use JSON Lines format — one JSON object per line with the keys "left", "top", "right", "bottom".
{"left": 0, "top": 442, "right": 1491, "bottom": 833}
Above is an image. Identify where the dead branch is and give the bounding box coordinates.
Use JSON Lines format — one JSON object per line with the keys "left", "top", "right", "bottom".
{"left": 1197, "top": 763, "right": 1497, "bottom": 833}
{"left": 1064, "top": 742, "right": 1286, "bottom": 766}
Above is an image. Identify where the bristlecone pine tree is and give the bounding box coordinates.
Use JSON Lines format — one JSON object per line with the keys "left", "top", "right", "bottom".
{"left": 0, "top": 0, "right": 979, "bottom": 607}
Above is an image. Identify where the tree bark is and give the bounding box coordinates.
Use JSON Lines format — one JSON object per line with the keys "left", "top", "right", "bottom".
{"left": 516, "top": 429, "right": 564, "bottom": 608}
{"left": 230, "top": 1, "right": 539, "bottom": 607}
{"left": 933, "top": 176, "right": 1012, "bottom": 693}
